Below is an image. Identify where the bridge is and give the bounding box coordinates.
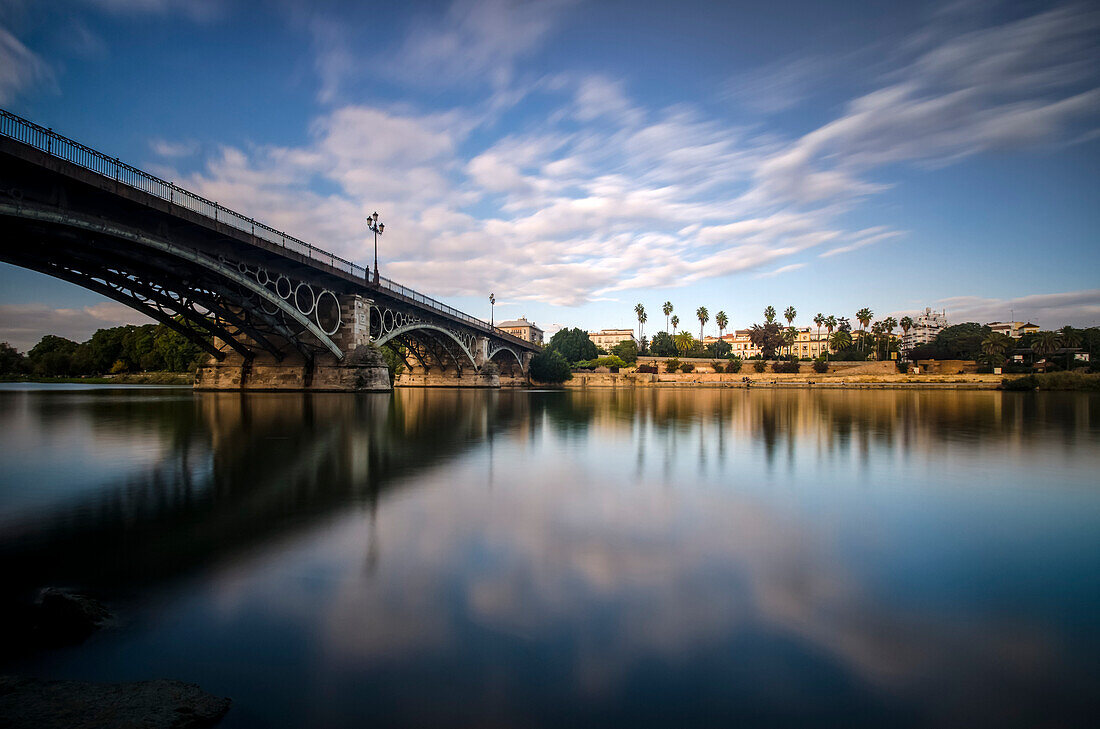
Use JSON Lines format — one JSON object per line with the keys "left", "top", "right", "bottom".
{"left": 0, "top": 109, "right": 538, "bottom": 390}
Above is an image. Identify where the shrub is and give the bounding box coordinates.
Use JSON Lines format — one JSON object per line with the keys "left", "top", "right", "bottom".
{"left": 772, "top": 360, "right": 800, "bottom": 373}
{"left": 726, "top": 356, "right": 743, "bottom": 373}
{"left": 711, "top": 362, "right": 724, "bottom": 373}
{"left": 593, "top": 355, "right": 627, "bottom": 369}
{"left": 680, "top": 362, "right": 695, "bottom": 373}
{"left": 812, "top": 357, "right": 828, "bottom": 373}
{"left": 636, "top": 364, "right": 657, "bottom": 374}
{"left": 664, "top": 358, "right": 681, "bottom": 373}
{"left": 753, "top": 360, "right": 767, "bottom": 373}
{"left": 529, "top": 349, "right": 572, "bottom": 383}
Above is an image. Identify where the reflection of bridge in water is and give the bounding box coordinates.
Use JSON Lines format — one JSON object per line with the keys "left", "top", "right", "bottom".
{"left": 0, "top": 390, "right": 533, "bottom": 599}
{"left": 0, "top": 109, "right": 538, "bottom": 390}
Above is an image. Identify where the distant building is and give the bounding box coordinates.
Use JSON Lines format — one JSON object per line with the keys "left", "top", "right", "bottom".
{"left": 498, "top": 317, "right": 544, "bottom": 345}
{"left": 588, "top": 329, "right": 635, "bottom": 350}
{"left": 987, "top": 321, "right": 1040, "bottom": 338}
{"left": 701, "top": 327, "right": 831, "bottom": 359}
{"left": 902, "top": 308, "right": 948, "bottom": 352}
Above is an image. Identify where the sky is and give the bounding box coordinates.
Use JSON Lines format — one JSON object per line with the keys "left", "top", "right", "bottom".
{"left": 0, "top": 0, "right": 1098, "bottom": 349}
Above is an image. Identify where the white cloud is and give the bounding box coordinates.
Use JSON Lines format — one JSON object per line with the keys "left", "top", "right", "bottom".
{"left": 929, "top": 289, "right": 1100, "bottom": 329}
{"left": 0, "top": 26, "right": 52, "bottom": 103}
{"left": 0, "top": 302, "right": 153, "bottom": 351}
{"left": 755, "top": 263, "right": 806, "bottom": 279}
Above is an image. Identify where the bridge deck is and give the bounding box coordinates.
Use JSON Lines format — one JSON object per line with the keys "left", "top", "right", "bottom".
{"left": 0, "top": 108, "right": 536, "bottom": 352}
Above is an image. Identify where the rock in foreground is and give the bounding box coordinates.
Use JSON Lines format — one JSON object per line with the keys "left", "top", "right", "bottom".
{"left": 0, "top": 676, "right": 230, "bottom": 729}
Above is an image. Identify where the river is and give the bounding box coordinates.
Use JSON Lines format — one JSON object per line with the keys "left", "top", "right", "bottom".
{"left": 1, "top": 384, "right": 1098, "bottom": 727}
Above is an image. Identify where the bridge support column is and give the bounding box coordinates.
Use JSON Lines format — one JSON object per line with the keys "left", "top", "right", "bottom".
{"left": 474, "top": 336, "right": 489, "bottom": 369}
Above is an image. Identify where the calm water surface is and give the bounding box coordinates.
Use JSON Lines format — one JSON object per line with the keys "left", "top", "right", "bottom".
{"left": 1, "top": 385, "right": 1098, "bottom": 727}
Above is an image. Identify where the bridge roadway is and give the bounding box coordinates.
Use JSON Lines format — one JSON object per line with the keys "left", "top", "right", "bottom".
{"left": 0, "top": 109, "right": 538, "bottom": 390}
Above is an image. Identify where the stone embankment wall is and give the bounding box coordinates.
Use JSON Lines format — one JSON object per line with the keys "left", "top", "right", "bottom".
{"left": 633, "top": 358, "right": 898, "bottom": 375}
{"left": 196, "top": 346, "right": 390, "bottom": 392}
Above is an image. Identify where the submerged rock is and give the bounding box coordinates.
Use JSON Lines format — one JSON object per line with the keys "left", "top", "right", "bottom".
{"left": 0, "top": 676, "right": 231, "bottom": 728}
{"left": 34, "top": 589, "right": 112, "bottom": 646}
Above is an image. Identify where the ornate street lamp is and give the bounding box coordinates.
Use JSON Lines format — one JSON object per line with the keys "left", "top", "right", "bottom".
{"left": 367, "top": 212, "right": 384, "bottom": 284}
{"left": 489, "top": 292, "right": 496, "bottom": 327}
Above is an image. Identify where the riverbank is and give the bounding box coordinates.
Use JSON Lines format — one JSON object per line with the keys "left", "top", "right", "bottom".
{"left": 0, "top": 373, "right": 194, "bottom": 385}
{"left": 564, "top": 371, "right": 1011, "bottom": 389}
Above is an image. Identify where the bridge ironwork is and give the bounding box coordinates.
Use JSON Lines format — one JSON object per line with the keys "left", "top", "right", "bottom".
{"left": 0, "top": 108, "right": 520, "bottom": 344}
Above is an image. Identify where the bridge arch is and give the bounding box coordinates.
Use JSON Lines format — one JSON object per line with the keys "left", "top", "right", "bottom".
{"left": 374, "top": 322, "right": 479, "bottom": 371}
{"left": 0, "top": 201, "right": 344, "bottom": 360}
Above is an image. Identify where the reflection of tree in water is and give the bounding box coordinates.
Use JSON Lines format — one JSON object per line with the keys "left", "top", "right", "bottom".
{"left": 1, "top": 390, "right": 522, "bottom": 598}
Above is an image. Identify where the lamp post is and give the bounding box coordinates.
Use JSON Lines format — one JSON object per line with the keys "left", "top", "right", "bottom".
{"left": 367, "top": 212, "right": 384, "bottom": 284}
{"left": 489, "top": 292, "right": 496, "bottom": 327}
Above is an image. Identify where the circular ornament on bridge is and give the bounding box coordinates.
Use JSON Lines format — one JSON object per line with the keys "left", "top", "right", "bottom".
{"left": 255, "top": 268, "right": 270, "bottom": 286}
{"left": 274, "top": 275, "right": 292, "bottom": 300}
{"left": 315, "top": 290, "right": 341, "bottom": 336}
{"left": 260, "top": 297, "right": 280, "bottom": 315}
{"left": 293, "top": 283, "right": 316, "bottom": 315}
{"left": 237, "top": 261, "right": 250, "bottom": 275}
{"left": 382, "top": 308, "right": 395, "bottom": 333}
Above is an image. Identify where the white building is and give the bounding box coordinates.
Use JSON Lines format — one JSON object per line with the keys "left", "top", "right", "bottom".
{"left": 902, "top": 308, "right": 948, "bottom": 352}
{"left": 987, "top": 321, "right": 1040, "bottom": 338}
{"left": 588, "top": 329, "right": 635, "bottom": 350}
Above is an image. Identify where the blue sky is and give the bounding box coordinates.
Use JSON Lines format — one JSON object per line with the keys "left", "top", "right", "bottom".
{"left": 1, "top": 0, "right": 1098, "bottom": 348}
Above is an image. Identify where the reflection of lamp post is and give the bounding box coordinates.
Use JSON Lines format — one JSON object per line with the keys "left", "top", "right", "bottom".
{"left": 489, "top": 292, "right": 495, "bottom": 327}
{"left": 367, "top": 212, "right": 384, "bottom": 284}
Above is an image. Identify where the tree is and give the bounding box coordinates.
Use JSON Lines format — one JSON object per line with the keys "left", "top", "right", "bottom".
{"left": 813, "top": 313, "right": 824, "bottom": 355}
{"left": 674, "top": 332, "right": 695, "bottom": 356}
{"left": 1031, "top": 331, "right": 1062, "bottom": 359}
{"left": 548, "top": 327, "right": 598, "bottom": 363}
{"left": 28, "top": 335, "right": 79, "bottom": 377}
{"left": 855, "top": 308, "right": 873, "bottom": 350}
{"left": 1059, "top": 326, "right": 1081, "bottom": 348}
{"left": 671, "top": 315, "right": 679, "bottom": 334}
{"left": 0, "top": 342, "right": 27, "bottom": 375}
{"left": 829, "top": 330, "right": 853, "bottom": 352}
{"left": 824, "top": 315, "right": 837, "bottom": 361}
{"left": 899, "top": 316, "right": 913, "bottom": 336}
{"left": 934, "top": 323, "right": 990, "bottom": 360}
{"left": 715, "top": 311, "right": 728, "bottom": 339}
{"left": 981, "top": 332, "right": 1013, "bottom": 367}
{"left": 783, "top": 326, "right": 798, "bottom": 358}
{"left": 662, "top": 301, "right": 673, "bottom": 333}
{"left": 705, "top": 339, "right": 731, "bottom": 358}
{"left": 749, "top": 322, "right": 784, "bottom": 360}
{"left": 635, "top": 303, "right": 647, "bottom": 342}
{"left": 764, "top": 306, "right": 776, "bottom": 324}
{"left": 610, "top": 338, "right": 639, "bottom": 364}
{"left": 784, "top": 306, "right": 796, "bottom": 328}
{"left": 696, "top": 306, "right": 709, "bottom": 340}
{"left": 649, "top": 331, "right": 677, "bottom": 357}
{"left": 529, "top": 349, "right": 572, "bottom": 383}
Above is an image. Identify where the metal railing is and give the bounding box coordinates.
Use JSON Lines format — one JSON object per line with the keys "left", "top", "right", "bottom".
{"left": 0, "top": 107, "right": 528, "bottom": 345}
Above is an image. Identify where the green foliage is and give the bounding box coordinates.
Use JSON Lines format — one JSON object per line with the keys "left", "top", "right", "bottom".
{"left": 0, "top": 342, "right": 27, "bottom": 375}
{"left": 664, "top": 358, "right": 681, "bottom": 373}
{"left": 812, "top": 357, "right": 829, "bottom": 373}
{"left": 753, "top": 360, "right": 767, "bottom": 373}
{"left": 725, "top": 355, "right": 743, "bottom": 373}
{"left": 711, "top": 361, "right": 724, "bottom": 373}
{"left": 649, "top": 331, "right": 677, "bottom": 357}
{"left": 529, "top": 349, "right": 572, "bottom": 383}
{"left": 674, "top": 332, "right": 695, "bottom": 356}
{"left": 1001, "top": 373, "right": 1100, "bottom": 391}
{"left": 636, "top": 364, "right": 657, "bottom": 374}
{"left": 548, "top": 327, "right": 598, "bottom": 364}
{"left": 705, "top": 339, "right": 730, "bottom": 358}
{"left": 749, "top": 322, "right": 784, "bottom": 359}
{"left": 377, "top": 343, "right": 406, "bottom": 381}
{"left": 680, "top": 362, "right": 695, "bottom": 373}
{"left": 593, "top": 355, "right": 627, "bottom": 369}
{"left": 610, "top": 338, "right": 638, "bottom": 364}
{"left": 772, "top": 360, "right": 800, "bottom": 373}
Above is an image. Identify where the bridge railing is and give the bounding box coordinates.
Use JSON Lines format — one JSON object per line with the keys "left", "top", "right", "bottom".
{"left": 0, "top": 108, "right": 532, "bottom": 346}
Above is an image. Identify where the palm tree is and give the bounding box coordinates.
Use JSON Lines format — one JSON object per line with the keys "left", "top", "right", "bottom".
{"left": 899, "top": 315, "right": 914, "bottom": 357}
{"left": 870, "top": 321, "right": 885, "bottom": 360}
{"left": 674, "top": 332, "right": 695, "bottom": 356}
{"left": 981, "top": 332, "right": 1013, "bottom": 366}
{"left": 829, "top": 330, "right": 852, "bottom": 352}
{"left": 1059, "top": 326, "right": 1081, "bottom": 347}
{"left": 635, "top": 303, "right": 647, "bottom": 342}
{"left": 881, "top": 317, "right": 897, "bottom": 360}
{"left": 1031, "top": 331, "right": 1062, "bottom": 361}
{"left": 813, "top": 313, "right": 824, "bottom": 357}
{"left": 715, "top": 311, "right": 728, "bottom": 339}
{"left": 662, "top": 301, "right": 673, "bottom": 333}
{"left": 784, "top": 326, "right": 798, "bottom": 358}
{"left": 784, "top": 306, "right": 796, "bottom": 326}
{"left": 855, "top": 308, "right": 873, "bottom": 350}
{"left": 696, "top": 306, "right": 709, "bottom": 340}
{"left": 824, "top": 315, "right": 837, "bottom": 361}
{"left": 764, "top": 305, "right": 776, "bottom": 324}
{"left": 671, "top": 315, "right": 679, "bottom": 334}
